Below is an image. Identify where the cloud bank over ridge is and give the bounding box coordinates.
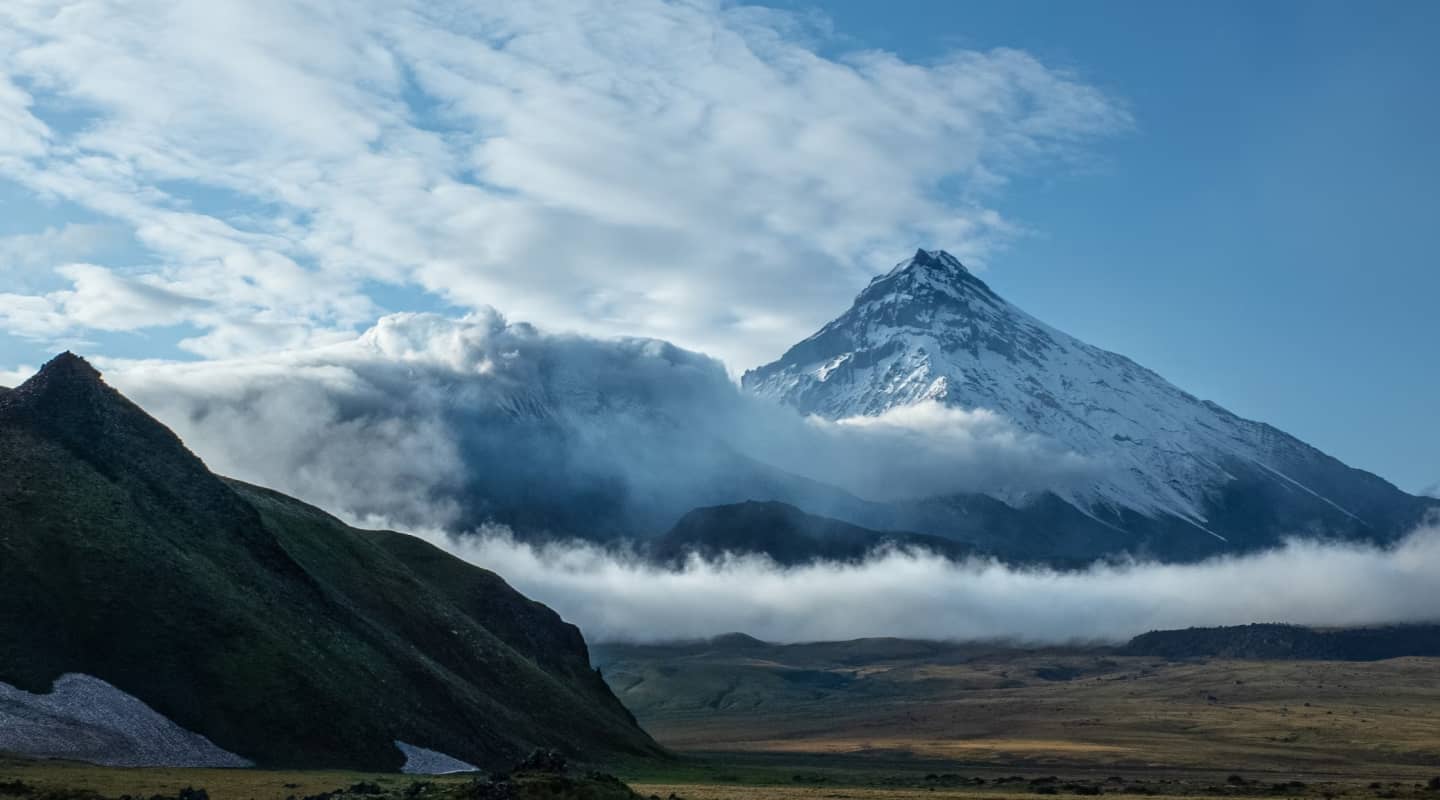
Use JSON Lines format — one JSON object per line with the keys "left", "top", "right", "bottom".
{"left": 105, "top": 311, "right": 1096, "bottom": 535}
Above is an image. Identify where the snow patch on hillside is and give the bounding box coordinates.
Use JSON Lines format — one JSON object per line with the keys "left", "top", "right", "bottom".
{"left": 395, "top": 741, "right": 479, "bottom": 774}
{"left": 0, "top": 674, "right": 251, "bottom": 767}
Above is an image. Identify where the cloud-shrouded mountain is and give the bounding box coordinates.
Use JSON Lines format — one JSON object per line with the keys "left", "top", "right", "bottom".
{"left": 53, "top": 252, "right": 1431, "bottom": 566}
{"left": 101, "top": 310, "right": 1103, "bottom": 547}
{"left": 745, "top": 249, "right": 1434, "bottom": 557}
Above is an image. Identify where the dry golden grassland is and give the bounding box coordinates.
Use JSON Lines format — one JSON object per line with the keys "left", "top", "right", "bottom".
{"left": 601, "top": 644, "right": 1440, "bottom": 780}
{"left": 0, "top": 757, "right": 466, "bottom": 800}
{"left": 6, "top": 650, "right": 1440, "bottom": 800}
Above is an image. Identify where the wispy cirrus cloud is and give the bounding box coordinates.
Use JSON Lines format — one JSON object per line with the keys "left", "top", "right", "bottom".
{"left": 0, "top": 0, "right": 1128, "bottom": 367}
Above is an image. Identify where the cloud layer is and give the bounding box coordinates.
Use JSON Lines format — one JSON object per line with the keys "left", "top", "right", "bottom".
{"left": 425, "top": 523, "right": 1440, "bottom": 643}
{"left": 104, "top": 311, "right": 1097, "bottom": 536}
{"left": 27, "top": 312, "right": 1440, "bottom": 648}
{"left": 0, "top": 0, "right": 1127, "bottom": 367}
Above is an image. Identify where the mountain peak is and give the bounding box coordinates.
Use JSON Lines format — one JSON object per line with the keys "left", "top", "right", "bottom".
{"left": 3, "top": 351, "right": 112, "bottom": 415}
{"left": 743, "top": 248, "right": 1022, "bottom": 408}
{"left": 876, "top": 248, "right": 971, "bottom": 284}
{"left": 23, "top": 350, "right": 99, "bottom": 384}
{"left": 0, "top": 352, "right": 244, "bottom": 520}
{"left": 863, "top": 248, "right": 1000, "bottom": 309}
{"left": 3, "top": 350, "right": 170, "bottom": 436}
{"left": 43, "top": 349, "right": 98, "bottom": 376}
{"left": 909, "top": 248, "right": 968, "bottom": 272}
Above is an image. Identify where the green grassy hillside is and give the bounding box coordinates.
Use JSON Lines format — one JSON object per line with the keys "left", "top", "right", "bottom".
{"left": 0, "top": 353, "right": 662, "bottom": 771}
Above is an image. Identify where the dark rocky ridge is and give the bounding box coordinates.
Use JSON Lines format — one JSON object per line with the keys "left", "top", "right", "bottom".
{"left": 1, "top": 352, "right": 252, "bottom": 524}
{"left": 1124, "top": 623, "right": 1440, "bottom": 660}
{"left": 0, "top": 353, "right": 662, "bottom": 770}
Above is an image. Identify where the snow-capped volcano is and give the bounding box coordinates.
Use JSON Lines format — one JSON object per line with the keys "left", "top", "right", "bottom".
{"left": 745, "top": 249, "right": 1431, "bottom": 551}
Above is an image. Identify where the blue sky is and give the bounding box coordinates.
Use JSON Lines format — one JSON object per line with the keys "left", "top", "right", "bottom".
{"left": 0, "top": 0, "right": 1434, "bottom": 492}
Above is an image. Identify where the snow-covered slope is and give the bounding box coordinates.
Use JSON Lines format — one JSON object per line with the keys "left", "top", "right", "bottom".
{"left": 0, "top": 674, "right": 251, "bottom": 767}
{"left": 745, "top": 249, "right": 1429, "bottom": 550}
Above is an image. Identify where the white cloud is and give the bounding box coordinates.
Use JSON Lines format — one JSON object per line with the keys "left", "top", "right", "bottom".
{"left": 0, "top": 292, "right": 68, "bottom": 339}
{"left": 0, "top": 364, "right": 35, "bottom": 387}
{"left": 55, "top": 263, "right": 210, "bottom": 329}
{"left": 767, "top": 403, "right": 1096, "bottom": 501}
{"left": 0, "top": 263, "right": 207, "bottom": 339}
{"left": 0, "top": 0, "right": 1128, "bottom": 368}
{"left": 423, "top": 523, "right": 1440, "bottom": 644}
{"left": 97, "top": 311, "right": 1095, "bottom": 535}
{"left": 0, "top": 73, "right": 49, "bottom": 160}
{"left": 0, "top": 222, "right": 117, "bottom": 274}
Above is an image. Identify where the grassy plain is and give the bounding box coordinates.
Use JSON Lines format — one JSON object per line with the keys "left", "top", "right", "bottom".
{"left": 0, "top": 756, "right": 463, "bottom": 799}
{"left": 8, "top": 755, "right": 1439, "bottom": 800}
{"left": 595, "top": 639, "right": 1440, "bottom": 781}
{"left": 7, "top": 640, "right": 1440, "bottom": 800}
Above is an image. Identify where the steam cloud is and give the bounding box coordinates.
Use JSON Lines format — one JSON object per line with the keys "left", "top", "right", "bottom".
{"left": 421, "top": 523, "right": 1440, "bottom": 644}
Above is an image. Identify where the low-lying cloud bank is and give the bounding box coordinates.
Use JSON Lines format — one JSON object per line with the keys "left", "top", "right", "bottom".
{"left": 419, "top": 523, "right": 1440, "bottom": 644}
